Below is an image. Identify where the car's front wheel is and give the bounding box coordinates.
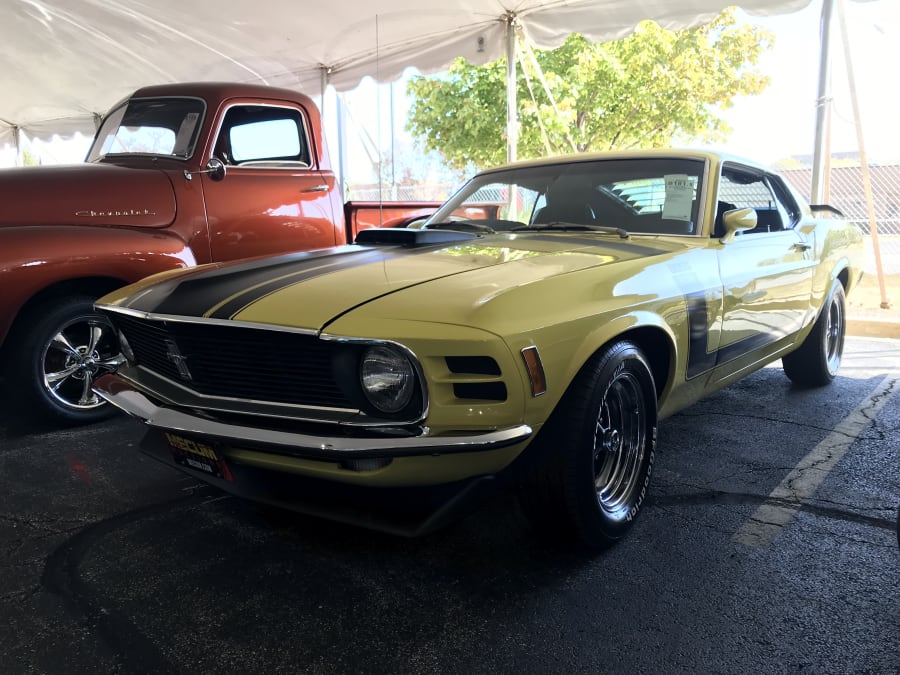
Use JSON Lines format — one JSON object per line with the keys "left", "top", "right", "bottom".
{"left": 8, "top": 296, "right": 125, "bottom": 424}
{"left": 783, "top": 278, "right": 846, "bottom": 386}
{"left": 518, "top": 340, "right": 658, "bottom": 551}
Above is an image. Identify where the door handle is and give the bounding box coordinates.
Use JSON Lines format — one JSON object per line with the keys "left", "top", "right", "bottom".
{"left": 303, "top": 185, "right": 330, "bottom": 193}
{"left": 791, "top": 243, "right": 811, "bottom": 252}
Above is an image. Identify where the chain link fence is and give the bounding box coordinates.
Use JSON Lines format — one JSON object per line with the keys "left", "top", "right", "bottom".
{"left": 346, "top": 184, "right": 459, "bottom": 202}
{"left": 781, "top": 164, "right": 900, "bottom": 276}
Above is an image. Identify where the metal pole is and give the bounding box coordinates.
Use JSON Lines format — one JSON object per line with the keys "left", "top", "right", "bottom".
{"left": 836, "top": 0, "right": 890, "bottom": 309}
{"left": 336, "top": 94, "right": 348, "bottom": 201}
{"left": 811, "top": 0, "right": 835, "bottom": 204}
{"left": 390, "top": 80, "right": 397, "bottom": 200}
{"left": 320, "top": 66, "right": 329, "bottom": 119}
{"left": 506, "top": 13, "right": 518, "bottom": 165}
{"left": 13, "top": 125, "right": 22, "bottom": 167}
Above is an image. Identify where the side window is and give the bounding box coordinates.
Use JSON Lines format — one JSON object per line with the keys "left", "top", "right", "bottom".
{"left": 215, "top": 105, "right": 310, "bottom": 168}
{"left": 767, "top": 175, "right": 801, "bottom": 228}
{"left": 715, "top": 166, "right": 785, "bottom": 237}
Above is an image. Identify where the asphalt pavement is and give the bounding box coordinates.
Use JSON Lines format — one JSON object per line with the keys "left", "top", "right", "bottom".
{"left": 1, "top": 337, "right": 898, "bottom": 674}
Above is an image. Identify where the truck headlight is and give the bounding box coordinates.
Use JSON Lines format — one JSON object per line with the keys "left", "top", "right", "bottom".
{"left": 359, "top": 345, "right": 415, "bottom": 414}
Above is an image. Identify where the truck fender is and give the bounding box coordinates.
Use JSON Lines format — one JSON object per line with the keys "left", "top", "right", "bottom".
{"left": 0, "top": 226, "right": 196, "bottom": 346}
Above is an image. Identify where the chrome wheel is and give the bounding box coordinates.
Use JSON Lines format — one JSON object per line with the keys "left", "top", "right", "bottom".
{"left": 782, "top": 279, "right": 846, "bottom": 387}
{"left": 593, "top": 371, "right": 648, "bottom": 521}
{"left": 824, "top": 291, "right": 845, "bottom": 376}
{"left": 41, "top": 315, "right": 125, "bottom": 411}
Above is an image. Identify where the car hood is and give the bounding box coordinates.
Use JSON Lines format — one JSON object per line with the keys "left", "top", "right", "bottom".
{"left": 101, "top": 232, "right": 679, "bottom": 331}
{"left": 0, "top": 163, "right": 176, "bottom": 228}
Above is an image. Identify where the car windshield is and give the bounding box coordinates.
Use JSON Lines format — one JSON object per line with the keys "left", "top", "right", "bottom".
{"left": 87, "top": 97, "right": 206, "bottom": 161}
{"left": 425, "top": 157, "right": 706, "bottom": 236}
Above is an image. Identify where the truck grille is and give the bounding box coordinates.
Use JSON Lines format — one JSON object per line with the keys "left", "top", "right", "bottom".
{"left": 109, "top": 314, "right": 354, "bottom": 409}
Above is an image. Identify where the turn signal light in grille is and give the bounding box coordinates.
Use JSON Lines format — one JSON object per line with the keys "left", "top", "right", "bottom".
{"left": 520, "top": 346, "right": 547, "bottom": 397}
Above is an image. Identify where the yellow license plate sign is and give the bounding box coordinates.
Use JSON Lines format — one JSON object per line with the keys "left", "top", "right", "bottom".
{"left": 164, "top": 432, "right": 233, "bottom": 482}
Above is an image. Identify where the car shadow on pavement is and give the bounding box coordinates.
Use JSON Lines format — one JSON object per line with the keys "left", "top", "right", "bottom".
{"left": 0, "top": 376, "right": 119, "bottom": 440}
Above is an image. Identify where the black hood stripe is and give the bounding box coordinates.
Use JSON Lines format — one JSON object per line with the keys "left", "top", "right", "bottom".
{"left": 523, "top": 234, "right": 669, "bottom": 257}
{"left": 126, "top": 246, "right": 398, "bottom": 317}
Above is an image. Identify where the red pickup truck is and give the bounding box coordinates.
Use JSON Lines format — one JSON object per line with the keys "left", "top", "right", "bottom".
{"left": 0, "top": 82, "right": 437, "bottom": 424}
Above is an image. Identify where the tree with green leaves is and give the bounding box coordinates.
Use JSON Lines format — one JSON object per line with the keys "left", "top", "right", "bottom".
{"left": 407, "top": 9, "right": 773, "bottom": 171}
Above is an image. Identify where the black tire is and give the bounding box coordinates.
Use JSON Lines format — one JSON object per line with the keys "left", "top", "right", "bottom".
{"left": 7, "top": 295, "right": 124, "bottom": 424}
{"left": 783, "top": 279, "right": 846, "bottom": 386}
{"left": 517, "top": 340, "right": 658, "bottom": 552}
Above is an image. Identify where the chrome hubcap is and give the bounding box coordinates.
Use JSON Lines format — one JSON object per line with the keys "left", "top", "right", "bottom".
{"left": 593, "top": 371, "right": 647, "bottom": 520}
{"left": 824, "top": 293, "right": 844, "bottom": 374}
{"left": 42, "top": 318, "right": 125, "bottom": 411}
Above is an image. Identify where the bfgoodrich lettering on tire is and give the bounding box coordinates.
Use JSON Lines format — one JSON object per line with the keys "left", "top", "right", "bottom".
{"left": 518, "top": 340, "right": 658, "bottom": 551}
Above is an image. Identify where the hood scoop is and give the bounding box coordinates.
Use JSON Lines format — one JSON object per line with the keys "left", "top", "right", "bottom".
{"left": 355, "top": 227, "right": 478, "bottom": 247}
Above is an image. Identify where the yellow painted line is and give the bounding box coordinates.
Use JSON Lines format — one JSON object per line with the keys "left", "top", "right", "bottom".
{"left": 733, "top": 375, "right": 896, "bottom": 548}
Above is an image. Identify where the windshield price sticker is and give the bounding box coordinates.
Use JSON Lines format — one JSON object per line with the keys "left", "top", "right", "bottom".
{"left": 662, "top": 174, "right": 694, "bottom": 221}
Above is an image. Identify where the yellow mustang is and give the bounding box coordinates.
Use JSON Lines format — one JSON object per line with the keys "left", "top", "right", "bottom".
{"left": 93, "top": 150, "right": 863, "bottom": 550}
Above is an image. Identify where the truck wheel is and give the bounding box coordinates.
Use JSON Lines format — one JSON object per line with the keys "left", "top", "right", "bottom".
{"left": 783, "top": 279, "right": 846, "bottom": 386}
{"left": 518, "top": 341, "right": 657, "bottom": 551}
{"left": 9, "top": 296, "right": 124, "bottom": 424}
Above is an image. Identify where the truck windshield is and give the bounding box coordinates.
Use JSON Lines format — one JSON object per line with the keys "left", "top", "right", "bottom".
{"left": 87, "top": 97, "right": 206, "bottom": 162}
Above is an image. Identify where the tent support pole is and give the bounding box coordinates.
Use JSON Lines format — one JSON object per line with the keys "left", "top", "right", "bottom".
{"left": 14, "top": 125, "right": 22, "bottom": 167}
{"left": 320, "top": 66, "right": 329, "bottom": 119}
{"left": 836, "top": 0, "right": 889, "bottom": 309}
{"left": 506, "top": 13, "right": 518, "bottom": 164}
{"left": 810, "top": 0, "right": 834, "bottom": 204}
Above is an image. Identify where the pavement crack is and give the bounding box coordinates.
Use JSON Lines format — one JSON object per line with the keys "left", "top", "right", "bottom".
{"left": 650, "top": 489, "right": 897, "bottom": 532}
{"left": 0, "top": 513, "right": 91, "bottom": 535}
{"left": 673, "top": 410, "right": 885, "bottom": 441}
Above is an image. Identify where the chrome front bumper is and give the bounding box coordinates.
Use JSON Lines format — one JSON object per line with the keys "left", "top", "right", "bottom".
{"left": 93, "top": 374, "right": 533, "bottom": 458}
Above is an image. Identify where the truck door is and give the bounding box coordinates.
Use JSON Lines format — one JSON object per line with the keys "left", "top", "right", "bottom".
{"left": 201, "top": 103, "right": 342, "bottom": 263}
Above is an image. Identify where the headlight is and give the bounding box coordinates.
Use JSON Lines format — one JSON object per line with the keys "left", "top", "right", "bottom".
{"left": 359, "top": 345, "right": 415, "bottom": 414}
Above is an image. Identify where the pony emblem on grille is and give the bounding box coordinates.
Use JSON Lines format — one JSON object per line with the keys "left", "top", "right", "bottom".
{"left": 164, "top": 339, "right": 193, "bottom": 381}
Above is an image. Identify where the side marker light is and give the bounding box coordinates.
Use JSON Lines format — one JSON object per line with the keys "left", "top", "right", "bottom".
{"left": 520, "top": 346, "right": 547, "bottom": 397}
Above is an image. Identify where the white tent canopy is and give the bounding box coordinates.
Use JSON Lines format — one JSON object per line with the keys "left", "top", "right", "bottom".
{"left": 1, "top": 0, "right": 816, "bottom": 145}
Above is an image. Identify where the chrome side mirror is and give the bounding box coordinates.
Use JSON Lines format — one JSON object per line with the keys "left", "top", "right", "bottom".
{"left": 183, "top": 157, "right": 227, "bottom": 182}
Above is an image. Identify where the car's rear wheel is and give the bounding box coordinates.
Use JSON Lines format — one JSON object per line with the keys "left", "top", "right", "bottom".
{"left": 518, "top": 340, "right": 658, "bottom": 551}
{"left": 8, "top": 296, "right": 125, "bottom": 424}
{"left": 783, "top": 279, "right": 846, "bottom": 386}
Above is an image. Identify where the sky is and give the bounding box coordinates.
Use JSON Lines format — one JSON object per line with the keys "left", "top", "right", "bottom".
{"left": 721, "top": 0, "right": 899, "bottom": 164}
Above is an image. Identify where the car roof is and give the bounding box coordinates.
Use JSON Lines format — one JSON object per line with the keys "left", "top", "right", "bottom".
{"left": 476, "top": 149, "right": 771, "bottom": 177}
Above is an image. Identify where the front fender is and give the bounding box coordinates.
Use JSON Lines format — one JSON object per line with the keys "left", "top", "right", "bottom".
{"left": 0, "top": 225, "right": 196, "bottom": 344}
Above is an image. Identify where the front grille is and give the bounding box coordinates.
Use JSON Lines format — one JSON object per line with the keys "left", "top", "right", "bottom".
{"left": 110, "top": 314, "right": 354, "bottom": 409}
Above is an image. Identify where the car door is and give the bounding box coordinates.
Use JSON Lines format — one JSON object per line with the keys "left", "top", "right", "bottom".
{"left": 201, "top": 102, "right": 341, "bottom": 263}
{"left": 712, "top": 164, "right": 815, "bottom": 375}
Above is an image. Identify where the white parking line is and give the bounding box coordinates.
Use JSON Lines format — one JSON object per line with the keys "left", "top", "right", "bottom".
{"left": 733, "top": 375, "right": 896, "bottom": 548}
